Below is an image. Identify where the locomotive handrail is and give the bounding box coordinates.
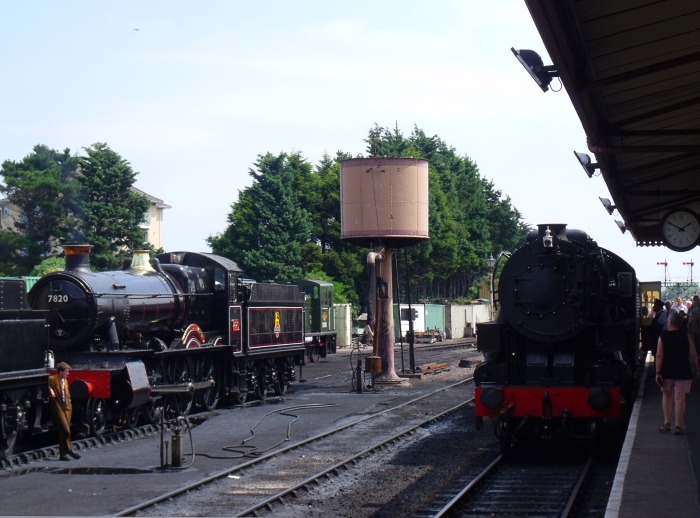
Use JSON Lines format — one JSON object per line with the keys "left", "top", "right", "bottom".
{"left": 90, "top": 292, "right": 214, "bottom": 298}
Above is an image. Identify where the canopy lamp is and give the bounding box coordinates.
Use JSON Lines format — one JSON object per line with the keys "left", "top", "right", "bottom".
{"left": 574, "top": 151, "right": 599, "bottom": 178}
{"left": 511, "top": 48, "right": 559, "bottom": 92}
{"left": 615, "top": 220, "right": 627, "bottom": 234}
{"left": 599, "top": 197, "right": 616, "bottom": 215}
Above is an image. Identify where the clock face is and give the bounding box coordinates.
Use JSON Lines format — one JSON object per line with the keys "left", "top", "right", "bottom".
{"left": 661, "top": 209, "right": 700, "bottom": 251}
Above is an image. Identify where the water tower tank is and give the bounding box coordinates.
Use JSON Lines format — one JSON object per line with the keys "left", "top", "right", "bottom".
{"left": 340, "top": 157, "right": 429, "bottom": 248}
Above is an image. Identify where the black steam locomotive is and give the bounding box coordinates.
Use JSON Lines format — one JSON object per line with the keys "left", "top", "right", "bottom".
{"left": 10, "top": 245, "right": 308, "bottom": 444}
{"left": 474, "top": 224, "right": 640, "bottom": 451}
{"left": 0, "top": 278, "right": 49, "bottom": 458}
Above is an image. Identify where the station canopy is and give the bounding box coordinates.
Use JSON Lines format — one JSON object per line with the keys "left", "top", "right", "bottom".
{"left": 523, "top": 0, "right": 700, "bottom": 248}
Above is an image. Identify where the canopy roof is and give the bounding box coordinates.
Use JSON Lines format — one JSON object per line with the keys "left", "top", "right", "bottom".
{"left": 524, "top": 0, "right": 700, "bottom": 247}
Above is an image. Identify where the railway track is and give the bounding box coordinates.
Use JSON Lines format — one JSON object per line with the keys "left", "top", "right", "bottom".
{"left": 119, "top": 378, "right": 474, "bottom": 517}
{"left": 429, "top": 453, "right": 593, "bottom": 517}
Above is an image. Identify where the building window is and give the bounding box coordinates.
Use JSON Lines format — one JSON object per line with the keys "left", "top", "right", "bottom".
{"left": 141, "top": 211, "right": 152, "bottom": 227}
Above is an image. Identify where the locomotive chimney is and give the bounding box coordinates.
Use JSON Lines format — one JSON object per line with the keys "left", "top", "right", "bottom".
{"left": 129, "top": 250, "right": 156, "bottom": 273}
{"left": 63, "top": 244, "right": 93, "bottom": 272}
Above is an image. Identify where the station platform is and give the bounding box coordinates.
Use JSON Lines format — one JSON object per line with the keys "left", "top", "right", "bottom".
{"left": 607, "top": 355, "right": 700, "bottom": 517}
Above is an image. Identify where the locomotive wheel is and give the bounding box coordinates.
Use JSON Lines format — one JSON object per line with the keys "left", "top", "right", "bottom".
{"left": 143, "top": 361, "right": 165, "bottom": 425}
{"left": 229, "top": 372, "right": 248, "bottom": 405}
{"left": 196, "top": 356, "right": 220, "bottom": 411}
{"left": 497, "top": 417, "right": 514, "bottom": 454}
{"left": 118, "top": 409, "right": 140, "bottom": 429}
{"left": 272, "top": 367, "right": 287, "bottom": 396}
{"left": 255, "top": 373, "right": 268, "bottom": 401}
{"left": 307, "top": 346, "right": 320, "bottom": 363}
{"left": 167, "top": 357, "right": 193, "bottom": 417}
{"left": 0, "top": 430, "right": 17, "bottom": 459}
{"left": 170, "top": 393, "right": 193, "bottom": 417}
{"left": 86, "top": 398, "right": 107, "bottom": 437}
{"left": 143, "top": 397, "right": 165, "bottom": 425}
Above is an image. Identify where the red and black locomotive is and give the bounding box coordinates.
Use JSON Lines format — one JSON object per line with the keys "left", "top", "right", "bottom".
{"left": 474, "top": 224, "right": 640, "bottom": 451}
{"left": 20, "top": 245, "right": 306, "bottom": 440}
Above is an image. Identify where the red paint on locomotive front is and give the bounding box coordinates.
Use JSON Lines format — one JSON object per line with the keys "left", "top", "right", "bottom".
{"left": 475, "top": 386, "right": 622, "bottom": 418}
{"left": 51, "top": 369, "right": 112, "bottom": 399}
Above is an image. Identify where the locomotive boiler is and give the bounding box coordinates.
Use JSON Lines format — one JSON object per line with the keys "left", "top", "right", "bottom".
{"left": 27, "top": 245, "right": 307, "bottom": 437}
{"left": 474, "top": 224, "right": 639, "bottom": 451}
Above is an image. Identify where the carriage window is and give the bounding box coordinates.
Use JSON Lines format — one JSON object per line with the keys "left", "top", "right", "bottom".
{"left": 214, "top": 267, "right": 226, "bottom": 290}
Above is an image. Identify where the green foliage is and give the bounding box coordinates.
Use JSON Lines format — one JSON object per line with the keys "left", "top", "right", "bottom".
{"left": 366, "top": 124, "right": 530, "bottom": 301}
{"left": 0, "top": 145, "right": 81, "bottom": 265}
{"left": 208, "top": 152, "right": 312, "bottom": 280}
{"left": 0, "top": 231, "right": 35, "bottom": 276}
{"left": 3, "top": 126, "right": 529, "bottom": 313}
{"left": 77, "top": 143, "right": 151, "bottom": 270}
{"left": 209, "top": 124, "right": 529, "bottom": 311}
{"left": 0, "top": 142, "right": 153, "bottom": 273}
{"left": 304, "top": 268, "right": 352, "bottom": 304}
{"left": 30, "top": 256, "right": 65, "bottom": 276}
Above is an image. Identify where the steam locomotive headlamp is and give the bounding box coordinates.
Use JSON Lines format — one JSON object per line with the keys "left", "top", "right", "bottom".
{"left": 511, "top": 48, "right": 559, "bottom": 92}
{"left": 588, "top": 387, "right": 611, "bottom": 411}
{"left": 543, "top": 226, "right": 553, "bottom": 248}
{"left": 480, "top": 387, "right": 504, "bottom": 409}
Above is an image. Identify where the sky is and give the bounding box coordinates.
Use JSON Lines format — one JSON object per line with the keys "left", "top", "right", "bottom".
{"left": 0, "top": 1, "right": 696, "bottom": 285}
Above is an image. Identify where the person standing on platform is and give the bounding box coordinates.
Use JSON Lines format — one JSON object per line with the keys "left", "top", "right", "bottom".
{"left": 649, "top": 299, "right": 668, "bottom": 357}
{"left": 688, "top": 296, "right": 700, "bottom": 355}
{"left": 656, "top": 311, "right": 699, "bottom": 435}
{"left": 48, "top": 362, "right": 81, "bottom": 460}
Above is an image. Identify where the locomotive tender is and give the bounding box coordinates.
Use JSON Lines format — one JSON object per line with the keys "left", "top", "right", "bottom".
{"left": 23, "top": 244, "right": 307, "bottom": 440}
{"left": 474, "top": 224, "right": 640, "bottom": 450}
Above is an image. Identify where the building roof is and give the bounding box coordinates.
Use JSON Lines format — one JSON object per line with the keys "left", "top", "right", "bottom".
{"left": 130, "top": 186, "right": 172, "bottom": 209}
{"left": 523, "top": 0, "right": 700, "bottom": 248}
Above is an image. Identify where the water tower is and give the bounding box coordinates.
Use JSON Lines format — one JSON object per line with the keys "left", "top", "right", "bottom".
{"left": 340, "top": 157, "right": 429, "bottom": 381}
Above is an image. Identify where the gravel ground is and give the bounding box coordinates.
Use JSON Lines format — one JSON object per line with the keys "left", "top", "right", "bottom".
{"left": 138, "top": 344, "right": 495, "bottom": 517}
{"left": 283, "top": 411, "right": 500, "bottom": 518}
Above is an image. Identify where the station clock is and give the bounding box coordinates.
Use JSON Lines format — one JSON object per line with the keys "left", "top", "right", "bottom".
{"left": 660, "top": 208, "right": 700, "bottom": 252}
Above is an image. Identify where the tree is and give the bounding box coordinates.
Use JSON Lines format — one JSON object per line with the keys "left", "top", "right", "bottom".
{"left": 208, "top": 152, "right": 313, "bottom": 281}
{"left": 0, "top": 145, "right": 81, "bottom": 266}
{"left": 30, "top": 256, "right": 65, "bottom": 276}
{"left": 365, "top": 124, "right": 529, "bottom": 300}
{"left": 209, "top": 124, "right": 529, "bottom": 309}
{"left": 76, "top": 143, "right": 150, "bottom": 270}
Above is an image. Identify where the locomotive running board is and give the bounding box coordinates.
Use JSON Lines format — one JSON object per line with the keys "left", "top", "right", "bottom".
{"left": 149, "top": 380, "right": 214, "bottom": 395}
